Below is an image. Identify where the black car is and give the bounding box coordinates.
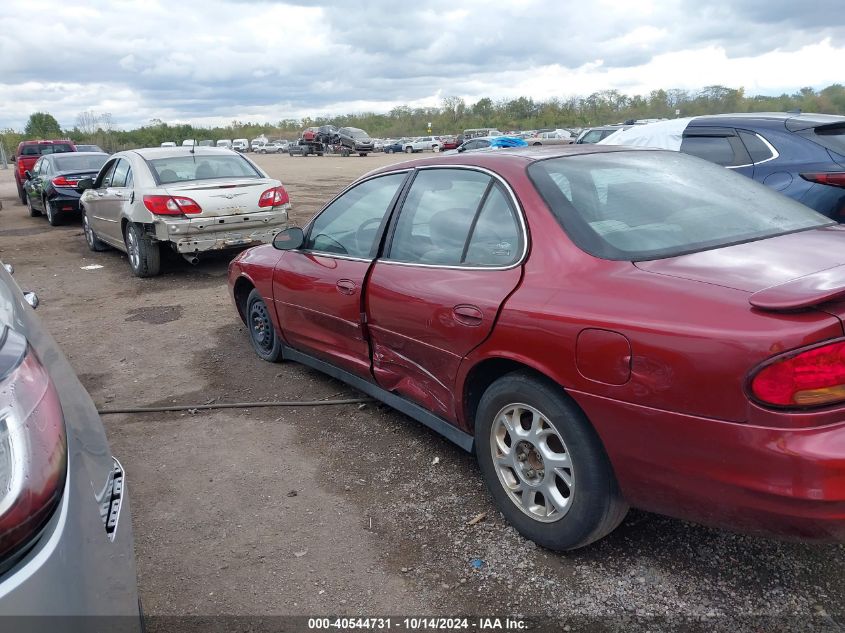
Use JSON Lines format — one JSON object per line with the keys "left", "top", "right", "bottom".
{"left": 23, "top": 152, "right": 109, "bottom": 226}
{"left": 335, "top": 127, "right": 374, "bottom": 155}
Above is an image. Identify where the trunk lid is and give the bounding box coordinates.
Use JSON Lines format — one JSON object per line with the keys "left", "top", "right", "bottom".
{"left": 163, "top": 178, "right": 285, "bottom": 217}
{"left": 635, "top": 225, "right": 845, "bottom": 320}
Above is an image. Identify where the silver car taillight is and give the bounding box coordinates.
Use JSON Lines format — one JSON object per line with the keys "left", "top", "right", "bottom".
{"left": 0, "top": 328, "right": 67, "bottom": 563}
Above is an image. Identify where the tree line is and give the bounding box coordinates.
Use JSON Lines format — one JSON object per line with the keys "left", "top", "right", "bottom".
{"left": 3, "top": 84, "right": 845, "bottom": 155}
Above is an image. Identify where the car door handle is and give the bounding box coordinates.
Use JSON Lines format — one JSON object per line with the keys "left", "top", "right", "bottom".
{"left": 336, "top": 279, "right": 357, "bottom": 295}
{"left": 453, "top": 305, "right": 483, "bottom": 326}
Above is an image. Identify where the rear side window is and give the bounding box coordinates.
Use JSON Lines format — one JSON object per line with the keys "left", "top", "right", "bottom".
{"left": 388, "top": 169, "right": 521, "bottom": 267}
{"left": 680, "top": 136, "right": 742, "bottom": 166}
{"left": 528, "top": 151, "right": 831, "bottom": 261}
{"left": 738, "top": 131, "right": 776, "bottom": 163}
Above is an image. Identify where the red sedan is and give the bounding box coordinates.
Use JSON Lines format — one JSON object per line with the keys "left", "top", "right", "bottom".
{"left": 228, "top": 145, "right": 845, "bottom": 550}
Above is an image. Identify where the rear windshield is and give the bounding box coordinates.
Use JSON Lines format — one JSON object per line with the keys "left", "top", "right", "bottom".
{"left": 53, "top": 154, "right": 108, "bottom": 171}
{"left": 528, "top": 150, "right": 832, "bottom": 261}
{"left": 801, "top": 123, "right": 845, "bottom": 157}
{"left": 20, "top": 143, "right": 74, "bottom": 156}
{"left": 149, "top": 155, "right": 261, "bottom": 183}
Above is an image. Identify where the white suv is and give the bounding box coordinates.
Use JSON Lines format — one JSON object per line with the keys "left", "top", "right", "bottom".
{"left": 403, "top": 136, "right": 442, "bottom": 153}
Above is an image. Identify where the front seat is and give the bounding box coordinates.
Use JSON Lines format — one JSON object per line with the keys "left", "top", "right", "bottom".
{"left": 418, "top": 208, "right": 477, "bottom": 264}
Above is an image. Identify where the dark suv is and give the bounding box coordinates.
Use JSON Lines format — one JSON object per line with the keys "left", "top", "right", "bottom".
{"left": 14, "top": 140, "right": 76, "bottom": 204}
{"left": 335, "top": 127, "right": 374, "bottom": 156}
{"left": 679, "top": 113, "right": 845, "bottom": 219}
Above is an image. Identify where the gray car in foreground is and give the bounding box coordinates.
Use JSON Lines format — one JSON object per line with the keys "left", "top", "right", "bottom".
{"left": 0, "top": 264, "right": 140, "bottom": 629}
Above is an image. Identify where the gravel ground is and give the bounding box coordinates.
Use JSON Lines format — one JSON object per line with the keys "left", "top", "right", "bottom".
{"left": 0, "top": 152, "right": 843, "bottom": 632}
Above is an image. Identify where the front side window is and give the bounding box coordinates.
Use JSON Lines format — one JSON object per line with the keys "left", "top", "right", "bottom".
{"left": 98, "top": 160, "right": 118, "bottom": 188}
{"left": 111, "top": 159, "right": 131, "bottom": 188}
{"left": 305, "top": 173, "right": 407, "bottom": 258}
{"left": 528, "top": 151, "right": 832, "bottom": 261}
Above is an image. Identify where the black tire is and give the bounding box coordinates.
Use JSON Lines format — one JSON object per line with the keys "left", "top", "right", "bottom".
{"left": 405, "top": 146, "right": 413, "bottom": 153}
{"left": 385, "top": 148, "right": 393, "bottom": 154}
{"left": 45, "top": 198, "right": 61, "bottom": 226}
{"left": 475, "top": 371, "right": 628, "bottom": 551}
{"left": 82, "top": 210, "right": 108, "bottom": 251}
{"left": 359, "top": 152, "right": 367, "bottom": 157}
{"left": 246, "top": 289, "right": 283, "bottom": 362}
{"left": 124, "top": 223, "right": 161, "bottom": 277}
{"left": 17, "top": 180, "right": 27, "bottom": 205}
{"left": 26, "top": 193, "right": 41, "bottom": 217}
{"left": 533, "top": 142, "right": 542, "bottom": 146}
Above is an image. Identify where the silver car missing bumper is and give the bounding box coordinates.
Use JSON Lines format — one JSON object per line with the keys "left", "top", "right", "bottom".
{"left": 79, "top": 146, "right": 291, "bottom": 277}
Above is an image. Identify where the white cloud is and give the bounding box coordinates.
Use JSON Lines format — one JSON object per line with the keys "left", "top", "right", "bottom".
{"left": 0, "top": 0, "right": 843, "bottom": 129}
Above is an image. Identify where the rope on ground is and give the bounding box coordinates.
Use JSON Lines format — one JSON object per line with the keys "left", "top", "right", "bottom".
{"left": 97, "top": 397, "right": 373, "bottom": 415}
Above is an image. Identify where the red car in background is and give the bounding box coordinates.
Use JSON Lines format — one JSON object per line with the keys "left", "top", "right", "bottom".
{"left": 229, "top": 146, "right": 845, "bottom": 550}
{"left": 14, "top": 140, "right": 76, "bottom": 204}
{"left": 438, "top": 135, "right": 460, "bottom": 151}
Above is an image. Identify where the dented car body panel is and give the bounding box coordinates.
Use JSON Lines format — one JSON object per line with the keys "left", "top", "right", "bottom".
{"left": 229, "top": 147, "right": 845, "bottom": 541}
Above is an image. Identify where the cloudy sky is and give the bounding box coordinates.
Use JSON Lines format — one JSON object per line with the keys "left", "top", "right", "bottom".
{"left": 1, "top": 0, "right": 844, "bottom": 130}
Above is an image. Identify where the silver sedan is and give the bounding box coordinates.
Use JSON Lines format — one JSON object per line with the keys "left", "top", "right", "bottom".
{"left": 79, "top": 147, "right": 291, "bottom": 277}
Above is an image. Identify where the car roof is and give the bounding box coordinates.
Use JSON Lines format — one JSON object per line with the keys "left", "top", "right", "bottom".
{"left": 46, "top": 151, "right": 107, "bottom": 159}
{"left": 691, "top": 112, "right": 845, "bottom": 130}
{"left": 368, "top": 144, "right": 651, "bottom": 175}
{"left": 124, "top": 147, "right": 241, "bottom": 159}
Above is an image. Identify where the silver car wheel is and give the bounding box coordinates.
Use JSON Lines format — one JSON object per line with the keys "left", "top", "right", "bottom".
{"left": 83, "top": 214, "right": 94, "bottom": 247}
{"left": 126, "top": 229, "right": 140, "bottom": 270}
{"left": 490, "top": 403, "right": 573, "bottom": 523}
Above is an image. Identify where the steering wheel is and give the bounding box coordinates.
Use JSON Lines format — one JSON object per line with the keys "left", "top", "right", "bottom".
{"left": 355, "top": 217, "right": 383, "bottom": 255}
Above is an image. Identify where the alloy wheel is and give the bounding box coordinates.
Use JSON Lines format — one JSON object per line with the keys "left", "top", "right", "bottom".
{"left": 126, "top": 229, "right": 140, "bottom": 270}
{"left": 490, "top": 403, "right": 574, "bottom": 523}
{"left": 83, "top": 215, "right": 94, "bottom": 247}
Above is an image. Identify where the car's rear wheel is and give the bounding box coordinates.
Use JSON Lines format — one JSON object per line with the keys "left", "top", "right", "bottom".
{"left": 405, "top": 146, "right": 413, "bottom": 153}
{"left": 125, "top": 223, "right": 161, "bottom": 277}
{"left": 246, "top": 289, "right": 283, "bottom": 362}
{"left": 82, "top": 211, "right": 108, "bottom": 251}
{"left": 45, "top": 199, "right": 61, "bottom": 226}
{"left": 475, "top": 371, "right": 628, "bottom": 550}
{"left": 26, "top": 193, "right": 41, "bottom": 217}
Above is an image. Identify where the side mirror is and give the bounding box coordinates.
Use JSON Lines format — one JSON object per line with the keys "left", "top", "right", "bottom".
{"left": 273, "top": 227, "right": 304, "bottom": 251}
{"left": 457, "top": 146, "right": 466, "bottom": 153}
{"left": 24, "top": 170, "right": 33, "bottom": 180}
{"left": 76, "top": 178, "right": 94, "bottom": 192}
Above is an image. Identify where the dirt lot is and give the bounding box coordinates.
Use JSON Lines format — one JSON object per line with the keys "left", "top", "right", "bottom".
{"left": 1, "top": 152, "right": 844, "bottom": 631}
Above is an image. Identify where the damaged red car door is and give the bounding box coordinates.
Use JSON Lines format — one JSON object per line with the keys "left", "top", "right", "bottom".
{"left": 366, "top": 167, "right": 526, "bottom": 421}
{"left": 271, "top": 172, "right": 408, "bottom": 377}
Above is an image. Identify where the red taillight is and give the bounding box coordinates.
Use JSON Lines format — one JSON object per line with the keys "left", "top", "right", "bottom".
{"left": 258, "top": 186, "right": 289, "bottom": 208}
{"left": 800, "top": 172, "right": 845, "bottom": 188}
{"left": 750, "top": 340, "right": 845, "bottom": 407}
{"left": 51, "top": 176, "right": 79, "bottom": 188}
{"left": 143, "top": 195, "right": 202, "bottom": 215}
{"left": 0, "top": 339, "right": 67, "bottom": 561}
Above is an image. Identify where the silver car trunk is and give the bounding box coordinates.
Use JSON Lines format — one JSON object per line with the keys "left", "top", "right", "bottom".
{"left": 162, "top": 178, "right": 281, "bottom": 217}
